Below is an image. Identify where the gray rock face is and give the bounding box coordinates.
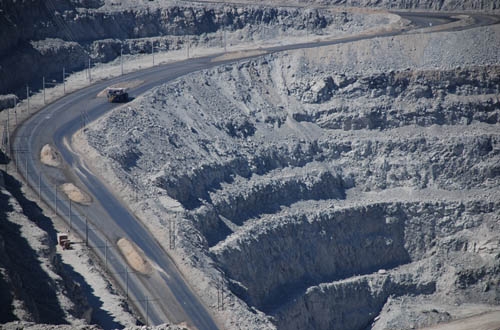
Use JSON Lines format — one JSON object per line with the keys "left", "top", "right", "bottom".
{"left": 0, "top": 168, "right": 92, "bottom": 324}
{"left": 213, "top": 203, "right": 411, "bottom": 311}
{"left": 297, "top": 0, "right": 500, "bottom": 10}
{"left": 0, "top": 0, "right": 354, "bottom": 96}
{"left": 274, "top": 273, "right": 437, "bottom": 330}
{"left": 84, "top": 24, "right": 500, "bottom": 330}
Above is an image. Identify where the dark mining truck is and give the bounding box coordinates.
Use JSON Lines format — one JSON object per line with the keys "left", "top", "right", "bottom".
{"left": 106, "top": 87, "right": 129, "bottom": 103}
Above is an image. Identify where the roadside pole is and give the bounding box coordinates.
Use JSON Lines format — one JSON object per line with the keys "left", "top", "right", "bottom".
{"left": 38, "top": 172, "right": 41, "bottom": 201}
{"left": 43, "top": 78, "right": 57, "bottom": 104}
{"left": 54, "top": 184, "right": 58, "bottom": 215}
{"left": 121, "top": 44, "right": 124, "bottom": 75}
{"left": 69, "top": 198, "right": 72, "bottom": 231}
{"left": 152, "top": 42, "right": 155, "bottom": 66}
{"left": 88, "top": 58, "right": 92, "bottom": 83}
{"left": 145, "top": 296, "right": 149, "bottom": 327}
{"left": 14, "top": 96, "right": 17, "bottom": 126}
{"left": 85, "top": 216, "right": 89, "bottom": 247}
{"left": 26, "top": 85, "right": 30, "bottom": 114}
{"left": 125, "top": 266, "right": 129, "bottom": 299}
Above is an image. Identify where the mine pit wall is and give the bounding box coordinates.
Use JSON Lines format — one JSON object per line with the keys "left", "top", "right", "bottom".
{"left": 292, "top": 67, "right": 500, "bottom": 130}
{"left": 182, "top": 129, "right": 499, "bottom": 247}
{"left": 274, "top": 274, "right": 436, "bottom": 330}
{"left": 0, "top": 168, "right": 92, "bottom": 324}
{"left": 334, "top": 0, "right": 500, "bottom": 10}
{"left": 0, "top": 0, "right": 352, "bottom": 97}
{"left": 212, "top": 203, "right": 410, "bottom": 311}
{"left": 211, "top": 200, "right": 499, "bottom": 323}
{"left": 154, "top": 140, "right": 336, "bottom": 209}
{"left": 76, "top": 23, "right": 500, "bottom": 328}
{"left": 211, "top": 169, "right": 346, "bottom": 225}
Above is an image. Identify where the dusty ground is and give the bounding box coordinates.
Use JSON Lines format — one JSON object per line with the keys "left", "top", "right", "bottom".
{"left": 59, "top": 183, "right": 92, "bottom": 205}
{"left": 117, "top": 238, "right": 153, "bottom": 275}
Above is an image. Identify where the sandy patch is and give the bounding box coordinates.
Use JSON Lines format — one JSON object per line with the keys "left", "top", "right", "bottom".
{"left": 40, "top": 144, "right": 62, "bottom": 167}
{"left": 97, "top": 80, "right": 144, "bottom": 97}
{"left": 212, "top": 49, "right": 268, "bottom": 62}
{"left": 60, "top": 183, "right": 92, "bottom": 205}
{"left": 117, "top": 238, "right": 152, "bottom": 275}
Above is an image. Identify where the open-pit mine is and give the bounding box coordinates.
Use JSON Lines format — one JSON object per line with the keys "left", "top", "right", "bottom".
{"left": 1, "top": 0, "right": 499, "bottom": 330}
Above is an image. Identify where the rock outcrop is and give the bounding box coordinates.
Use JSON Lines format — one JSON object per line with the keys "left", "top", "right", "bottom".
{"left": 82, "top": 23, "right": 500, "bottom": 329}
{"left": 0, "top": 168, "right": 92, "bottom": 324}
{"left": 0, "top": 0, "right": 360, "bottom": 98}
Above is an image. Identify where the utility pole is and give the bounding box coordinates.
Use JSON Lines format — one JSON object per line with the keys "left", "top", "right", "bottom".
{"left": 14, "top": 96, "right": 17, "bottom": 126}
{"left": 63, "top": 67, "right": 66, "bottom": 94}
{"left": 38, "top": 172, "right": 41, "bottom": 201}
{"left": 54, "top": 184, "right": 58, "bottom": 215}
{"left": 105, "top": 239, "right": 108, "bottom": 269}
{"left": 224, "top": 28, "right": 227, "bottom": 53}
{"left": 68, "top": 198, "right": 72, "bottom": 231}
{"left": 88, "top": 58, "right": 92, "bottom": 83}
{"left": 25, "top": 154, "right": 28, "bottom": 179}
{"left": 152, "top": 41, "right": 155, "bottom": 66}
{"left": 187, "top": 39, "right": 190, "bottom": 59}
{"left": 14, "top": 150, "right": 18, "bottom": 173}
{"left": 120, "top": 44, "right": 124, "bottom": 75}
{"left": 2, "top": 122, "right": 8, "bottom": 171}
{"left": 145, "top": 296, "right": 149, "bottom": 327}
{"left": 26, "top": 85, "right": 30, "bottom": 114}
{"left": 2, "top": 122, "right": 7, "bottom": 172}
{"left": 43, "top": 78, "right": 57, "bottom": 105}
{"left": 125, "top": 266, "right": 129, "bottom": 299}
{"left": 43, "top": 76, "right": 46, "bottom": 104}
{"left": 85, "top": 217, "right": 89, "bottom": 247}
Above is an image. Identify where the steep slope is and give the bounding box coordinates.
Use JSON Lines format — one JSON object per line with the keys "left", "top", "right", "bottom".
{"left": 0, "top": 0, "right": 387, "bottom": 99}
{"left": 0, "top": 167, "right": 92, "bottom": 324}
{"left": 78, "top": 22, "right": 500, "bottom": 329}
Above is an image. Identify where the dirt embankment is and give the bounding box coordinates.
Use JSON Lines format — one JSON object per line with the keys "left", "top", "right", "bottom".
{"left": 116, "top": 238, "right": 152, "bottom": 275}
{"left": 59, "top": 183, "right": 92, "bottom": 205}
